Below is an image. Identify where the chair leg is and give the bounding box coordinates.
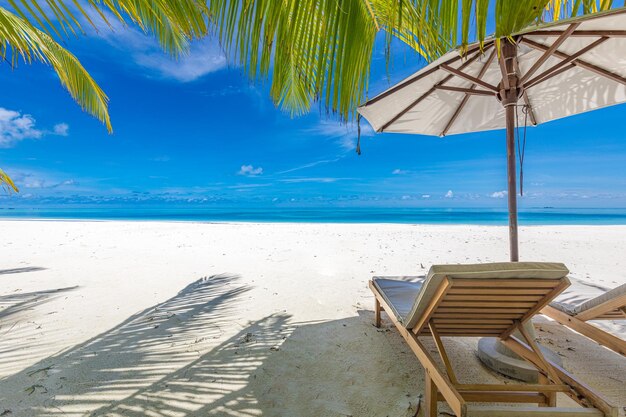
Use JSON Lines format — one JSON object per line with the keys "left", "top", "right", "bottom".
{"left": 424, "top": 372, "right": 438, "bottom": 417}
{"left": 538, "top": 374, "right": 557, "bottom": 407}
{"left": 374, "top": 298, "right": 381, "bottom": 327}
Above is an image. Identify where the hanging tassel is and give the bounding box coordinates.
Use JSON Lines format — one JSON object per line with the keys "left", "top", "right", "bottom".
{"left": 356, "top": 114, "right": 362, "bottom": 156}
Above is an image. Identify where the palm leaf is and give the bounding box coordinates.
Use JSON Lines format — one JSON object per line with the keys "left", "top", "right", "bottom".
{"left": 0, "top": 6, "right": 111, "bottom": 131}
{"left": 6, "top": 0, "right": 209, "bottom": 57}
{"left": 207, "top": 0, "right": 378, "bottom": 120}
{"left": 0, "top": 168, "right": 18, "bottom": 193}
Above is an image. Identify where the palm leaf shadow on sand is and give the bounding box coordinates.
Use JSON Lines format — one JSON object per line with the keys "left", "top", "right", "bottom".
{"left": 0, "top": 286, "right": 78, "bottom": 375}
{"left": 0, "top": 274, "right": 255, "bottom": 416}
{"left": 0, "top": 267, "right": 46, "bottom": 275}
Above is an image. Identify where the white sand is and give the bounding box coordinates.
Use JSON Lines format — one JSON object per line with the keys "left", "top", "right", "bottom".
{"left": 0, "top": 220, "right": 624, "bottom": 416}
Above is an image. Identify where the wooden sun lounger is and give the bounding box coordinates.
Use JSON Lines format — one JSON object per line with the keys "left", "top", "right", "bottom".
{"left": 541, "top": 283, "right": 626, "bottom": 356}
{"left": 369, "top": 262, "right": 618, "bottom": 417}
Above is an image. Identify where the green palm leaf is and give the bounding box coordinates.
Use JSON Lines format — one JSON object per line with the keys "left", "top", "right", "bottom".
{"left": 0, "top": 168, "right": 18, "bottom": 193}
{"left": 207, "top": 0, "right": 378, "bottom": 119}
{"left": 1, "top": 6, "right": 111, "bottom": 131}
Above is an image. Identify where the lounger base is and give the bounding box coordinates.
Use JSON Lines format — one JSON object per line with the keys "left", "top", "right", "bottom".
{"left": 477, "top": 337, "right": 563, "bottom": 382}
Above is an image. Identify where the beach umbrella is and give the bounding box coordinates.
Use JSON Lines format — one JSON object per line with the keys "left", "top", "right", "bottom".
{"left": 358, "top": 8, "right": 626, "bottom": 262}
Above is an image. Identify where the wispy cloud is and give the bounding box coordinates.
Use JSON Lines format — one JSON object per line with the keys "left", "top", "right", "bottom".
{"left": 491, "top": 190, "right": 508, "bottom": 198}
{"left": 0, "top": 108, "right": 69, "bottom": 148}
{"left": 392, "top": 169, "right": 409, "bottom": 175}
{"left": 304, "top": 120, "right": 374, "bottom": 152}
{"left": 238, "top": 164, "right": 263, "bottom": 176}
{"left": 280, "top": 177, "right": 348, "bottom": 183}
{"left": 275, "top": 157, "right": 342, "bottom": 175}
{"left": 92, "top": 17, "right": 226, "bottom": 82}
{"left": 445, "top": 190, "right": 454, "bottom": 198}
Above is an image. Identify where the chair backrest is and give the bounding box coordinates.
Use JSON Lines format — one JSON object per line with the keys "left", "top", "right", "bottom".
{"left": 405, "top": 262, "right": 570, "bottom": 337}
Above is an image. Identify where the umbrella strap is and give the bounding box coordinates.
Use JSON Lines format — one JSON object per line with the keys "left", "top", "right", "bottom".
{"left": 356, "top": 114, "right": 362, "bottom": 156}
{"left": 515, "top": 105, "right": 529, "bottom": 196}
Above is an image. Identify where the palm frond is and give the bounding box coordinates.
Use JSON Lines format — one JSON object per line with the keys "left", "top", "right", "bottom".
{"left": 0, "top": 6, "right": 111, "bottom": 131}
{"left": 5, "top": 0, "right": 209, "bottom": 57}
{"left": 372, "top": 0, "right": 620, "bottom": 59}
{"left": 0, "top": 168, "right": 18, "bottom": 193}
{"left": 207, "top": 0, "right": 378, "bottom": 120}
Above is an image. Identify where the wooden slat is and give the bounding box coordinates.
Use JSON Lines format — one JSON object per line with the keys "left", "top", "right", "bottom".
{"left": 452, "top": 279, "right": 561, "bottom": 288}
{"left": 517, "top": 322, "right": 562, "bottom": 384}
{"left": 433, "top": 319, "right": 514, "bottom": 324}
{"left": 445, "top": 295, "right": 543, "bottom": 302}
{"left": 440, "top": 301, "right": 536, "bottom": 308}
{"left": 455, "top": 384, "right": 569, "bottom": 392}
{"left": 434, "top": 314, "right": 523, "bottom": 320}
{"left": 436, "top": 308, "right": 527, "bottom": 314}
{"left": 448, "top": 288, "right": 550, "bottom": 295}
{"left": 435, "top": 323, "right": 510, "bottom": 328}
{"left": 458, "top": 392, "right": 546, "bottom": 403}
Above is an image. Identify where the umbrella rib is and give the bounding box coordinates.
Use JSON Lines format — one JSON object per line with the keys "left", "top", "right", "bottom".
{"left": 363, "top": 42, "right": 491, "bottom": 106}
{"left": 519, "top": 23, "right": 580, "bottom": 85}
{"left": 441, "top": 48, "right": 497, "bottom": 137}
{"left": 440, "top": 64, "right": 498, "bottom": 92}
{"left": 523, "top": 30, "right": 626, "bottom": 37}
{"left": 435, "top": 86, "right": 493, "bottom": 96}
{"left": 524, "top": 36, "right": 609, "bottom": 90}
{"left": 521, "top": 37, "right": 626, "bottom": 87}
{"left": 377, "top": 44, "right": 492, "bottom": 132}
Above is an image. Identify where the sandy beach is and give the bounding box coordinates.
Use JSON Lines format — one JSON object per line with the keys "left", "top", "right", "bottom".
{"left": 0, "top": 220, "right": 625, "bottom": 416}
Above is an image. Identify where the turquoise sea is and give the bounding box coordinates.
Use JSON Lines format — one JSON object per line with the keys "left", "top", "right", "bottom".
{"left": 1, "top": 207, "right": 626, "bottom": 225}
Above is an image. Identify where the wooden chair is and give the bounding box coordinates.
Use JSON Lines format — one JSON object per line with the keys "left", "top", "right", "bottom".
{"left": 369, "top": 262, "right": 618, "bottom": 417}
{"left": 542, "top": 283, "right": 626, "bottom": 356}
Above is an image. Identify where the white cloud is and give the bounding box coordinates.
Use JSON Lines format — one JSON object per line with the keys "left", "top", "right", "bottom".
{"left": 0, "top": 108, "right": 68, "bottom": 147}
{"left": 276, "top": 157, "right": 342, "bottom": 175}
{"left": 238, "top": 164, "right": 263, "bottom": 176}
{"left": 422, "top": 194, "right": 431, "bottom": 198}
{"left": 445, "top": 190, "right": 454, "bottom": 198}
{"left": 306, "top": 120, "right": 374, "bottom": 152}
{"left": 280, "top": 177, "right": 343, "bottom": 183}
{"left": 92, "top": 18, "right": 227, "bottom": 82}
{"left": 401, "top": 195, "right": 411, "bottom": 200}
{"left": 392, "top": 169, "right": 409, "bottom": 175}
{"left": 53, "top": 123, "right": 69, "bottom": 136}
{"left": 491, "top": 190, "right": 508, "bottom": 198}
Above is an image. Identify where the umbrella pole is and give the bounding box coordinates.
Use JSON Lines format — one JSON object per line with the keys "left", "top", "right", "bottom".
{"left": 506, "top": 104, "right": 519, "bottom": 262}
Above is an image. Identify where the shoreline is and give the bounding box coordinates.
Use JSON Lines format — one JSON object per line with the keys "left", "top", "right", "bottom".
{"left": 3, "top": 217, "right": 626, "bottom": 226}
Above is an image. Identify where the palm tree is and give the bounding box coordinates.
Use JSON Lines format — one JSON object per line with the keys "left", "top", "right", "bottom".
{"left": 206, "top": 0, "right": 618, "bottom": 120}
{"left": 0, "top": 0, "right": 209, "bottom": 192}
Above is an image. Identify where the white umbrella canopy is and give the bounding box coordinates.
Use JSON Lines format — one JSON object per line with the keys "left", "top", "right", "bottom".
{"left": 358, "top": 7, "right": 626, "bottom": 261}
{"left": 358, "top": 8, "right": 626, "bottom": 136}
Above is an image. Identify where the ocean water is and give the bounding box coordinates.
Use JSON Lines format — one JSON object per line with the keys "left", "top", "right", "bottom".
{"left": 1, "top": 207, "right": 626, "bottom": 225}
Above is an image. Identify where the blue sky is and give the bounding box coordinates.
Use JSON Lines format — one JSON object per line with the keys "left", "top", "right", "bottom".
{"left": 1, "top": 17, "right": 625, "bottom": 208}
